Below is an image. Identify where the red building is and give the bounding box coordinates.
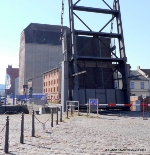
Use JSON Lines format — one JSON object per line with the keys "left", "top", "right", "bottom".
{"left": 6, "top": 65, "right": 19, "bottom": 95}
{"left": 43, "top": 68, "right": 60, "bottom": 103}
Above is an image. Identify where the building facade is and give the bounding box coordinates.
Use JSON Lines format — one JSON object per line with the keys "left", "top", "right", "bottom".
{"left": 115, "top": 68, "right": 150, "bottom": 97}
{"left": 130, "top": 70, "right": 149, "bottom": 97}
{"left": 137, "top": 66, "right": 150, "bottom": 96}
{"left": 6, "top": 65, "right": 19, "bottom": 95}
{"left": 19, "top": 23, "right": 69, "bottom": 95}
{"left": 43, "top": 68, "right": 61, "bottom": 103}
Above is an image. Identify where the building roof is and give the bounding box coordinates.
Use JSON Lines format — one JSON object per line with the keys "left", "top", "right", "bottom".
{"left": 24, "top": 23, "right": 69, "bottom": 32}
{"left": 141, "top": 69, "right": 150, "bottom": 78}
{"left": 130, "top": 70, "right": 148, "bottom": 81}
{"left": 43, "top": 67, "right": 59, "bottom": 75}
{"left": 23, "top": 23, "right": 70, "bottom": 45}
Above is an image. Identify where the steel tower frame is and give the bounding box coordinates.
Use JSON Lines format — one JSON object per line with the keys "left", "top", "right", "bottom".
{"left": 61, "top": 0, "right": 130, "bottom": 104}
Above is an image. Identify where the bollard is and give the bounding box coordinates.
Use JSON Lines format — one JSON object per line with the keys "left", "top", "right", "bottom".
{"left": 51, "top": 108, "right": 53, "bottom": 127}
{"left": 71, "top": 103, "right": 73, "bottom": 116}
{"left": 56, "top": 107, "right": 58, "bottom": 125}
{"left": 4, "top": 116, "right": 9, "bottom": 153}
{"left": 20, "top": 112, "right": 24, "bottom": 144}
{"left": 66, "top": 105, "right": 69, "bottom": 119}
{"left": 31, "top": 110, "right": 35, "bottom": 137}
{"left": 60, "top": 106, "right": 62, "bottom": 122}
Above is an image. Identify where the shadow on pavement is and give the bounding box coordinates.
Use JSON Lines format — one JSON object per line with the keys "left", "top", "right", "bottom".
{"left": 98, "top": 110, "right": 150, "bottom": 118}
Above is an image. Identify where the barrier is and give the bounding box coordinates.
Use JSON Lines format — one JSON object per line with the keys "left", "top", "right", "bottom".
{"left": 4, "top": 116, "right": 9, "bottom": 153}
{"left": 97, "top": 104, "right": 150, "bottom": 107}
{"left": 31, "top": 110, "right": 35, "bottom": 137}
{"left": 0, "top": 107, "right": 65, "bottom": 154}
{"left": 66, "top": 101, "right": 79, "bottom": 118}
{"left": 20, "top": 113, "right": 24, "bottom": 144}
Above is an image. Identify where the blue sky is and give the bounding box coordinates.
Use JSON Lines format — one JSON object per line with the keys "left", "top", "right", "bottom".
{"left": 0, "top": 0, "right": 150, "bottom": 84}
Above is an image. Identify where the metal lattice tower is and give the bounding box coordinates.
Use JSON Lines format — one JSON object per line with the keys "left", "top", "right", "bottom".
{"left": 61, "top": 0, "right": 130, "bottom": 107}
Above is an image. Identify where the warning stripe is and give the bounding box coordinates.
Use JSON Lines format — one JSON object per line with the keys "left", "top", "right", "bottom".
{"left": 97, "top": 104, "right": 150, "bottom": 107}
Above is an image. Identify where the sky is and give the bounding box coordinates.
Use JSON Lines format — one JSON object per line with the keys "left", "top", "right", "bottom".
{"left": 0, "top": 0, "right": 150, "bottom": 84}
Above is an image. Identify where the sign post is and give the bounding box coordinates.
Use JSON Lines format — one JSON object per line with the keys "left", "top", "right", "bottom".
{"left": 142, "top": 94, "right": 147, "bottom": 120}
{"left": 89, "top": 99, "right": 99, "bottom": 117}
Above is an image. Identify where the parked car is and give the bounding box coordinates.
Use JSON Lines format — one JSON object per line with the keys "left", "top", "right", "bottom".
{"left": 0, "top": 97, "right": 5, "bottom": 103}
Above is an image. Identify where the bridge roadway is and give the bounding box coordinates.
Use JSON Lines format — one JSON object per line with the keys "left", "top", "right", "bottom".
{"left": 0, "top": 111, "right": 150, "bottom": 154}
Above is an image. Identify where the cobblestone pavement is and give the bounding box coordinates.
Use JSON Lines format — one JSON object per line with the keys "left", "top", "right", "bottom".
{"left": 0, "top": 111, "right": 150, "bottom": 155}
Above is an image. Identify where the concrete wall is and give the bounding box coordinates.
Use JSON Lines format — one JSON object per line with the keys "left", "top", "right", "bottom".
{"left": 19, "top": 43, "right": 63, "bottom": 94}
{"left": 15, "top": 77, "right": 19, "bottom": 96}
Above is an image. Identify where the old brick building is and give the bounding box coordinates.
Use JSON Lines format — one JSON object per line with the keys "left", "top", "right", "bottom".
{"left": 43, "top": 68, "right": 60, "bottom": 102}
{"left": 6, "top": 65, "right": 19, "bottom": 95}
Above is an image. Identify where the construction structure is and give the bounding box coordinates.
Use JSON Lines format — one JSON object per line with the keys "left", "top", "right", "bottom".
{"left": 60, "top": 0, "right": 130, "bottom": 111}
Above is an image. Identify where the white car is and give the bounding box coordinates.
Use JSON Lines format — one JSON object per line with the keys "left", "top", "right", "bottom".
{"left": 0, "top": 97, "right": 5, "bottom": 103}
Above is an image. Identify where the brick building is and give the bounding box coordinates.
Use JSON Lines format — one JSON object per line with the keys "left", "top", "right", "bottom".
{"left": 6, "top": 65, "right": 19, "bottom": 95}
{"left": 43, "top": 68, "right": 60, "bottom": 103}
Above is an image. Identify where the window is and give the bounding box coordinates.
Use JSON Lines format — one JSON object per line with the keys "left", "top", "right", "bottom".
{"left": 141, "top": 82, "right": 144, "bottom": 89}
{"left": 130, "top": 82, "right": 135, "bottom": 89}
{"left": 114, "top": 81, "right": 118, "bottom": 89}
{"left": 54, "top": 87, "right": 55, "bottom": 92}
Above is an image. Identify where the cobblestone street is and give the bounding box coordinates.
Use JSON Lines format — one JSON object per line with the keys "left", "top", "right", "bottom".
{"left": 0, "top": 111, "right": 150, "bottom": 155}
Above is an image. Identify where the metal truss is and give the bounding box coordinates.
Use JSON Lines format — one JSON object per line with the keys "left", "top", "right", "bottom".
{"left": 61, "top": 0, "right": 129, "bottom": 103}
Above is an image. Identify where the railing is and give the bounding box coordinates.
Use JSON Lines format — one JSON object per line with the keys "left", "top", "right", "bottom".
{"left": 0, "top": 107, "right": 63, "bottom": 153}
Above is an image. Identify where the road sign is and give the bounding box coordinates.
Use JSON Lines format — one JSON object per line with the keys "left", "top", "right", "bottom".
{"left": 89, "top": 99, "right": 98, "bottom": 105}
{"left": 88, "top": 99, "right": 99, "bottom": 117}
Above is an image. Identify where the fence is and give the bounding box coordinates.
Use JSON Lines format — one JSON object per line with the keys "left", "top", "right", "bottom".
{"left": 66, "top": 101, "right": 79, "bottom": 119}
{"left": 0, "top": 105, "right": 65, "bottom": 154}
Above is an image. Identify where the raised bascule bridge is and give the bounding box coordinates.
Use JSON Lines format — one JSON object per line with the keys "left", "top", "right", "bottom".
{"left": 60, "top": 0, "right": 130, "bottom": 112}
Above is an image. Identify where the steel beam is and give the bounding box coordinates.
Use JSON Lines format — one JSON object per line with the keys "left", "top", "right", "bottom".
{"left": 77, "top": 61, "right": 120, "bottom": 69}
{"left": 73, "top": 6, "right": 119, "bottom": 15}
{"left": 77, "top": 56, "right": 123, "bottom": 62}
{"left": 68, "top": 0, "right": 79, "bottom": 101}
{"left": 75, "top": 30, "right": 121, "bottom": 38}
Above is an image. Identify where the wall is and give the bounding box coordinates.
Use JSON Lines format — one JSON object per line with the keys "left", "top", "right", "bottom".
{"left": 18, "top": 24, "right": 69, "bottom": 95}
{"left": 15, "top": 77, "right": 19, "bottom": 96}
{"left": 43, "top": 68, "right": 60, "bottom": 102}
{"left": 19, "top": 43, "right": 63, "bottom": 94}
{"left": 130, "top": 80, "right": 149, "bottom": 96}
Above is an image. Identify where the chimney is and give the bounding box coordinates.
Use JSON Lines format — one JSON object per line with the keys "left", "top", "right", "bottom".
{"left": 137, "top": 66, "right": 140, "bottom": 70}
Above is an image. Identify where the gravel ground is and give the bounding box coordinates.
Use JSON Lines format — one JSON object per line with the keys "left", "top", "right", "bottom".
{"left": 0, "top": 111, "right": 150, "bottom": 155}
